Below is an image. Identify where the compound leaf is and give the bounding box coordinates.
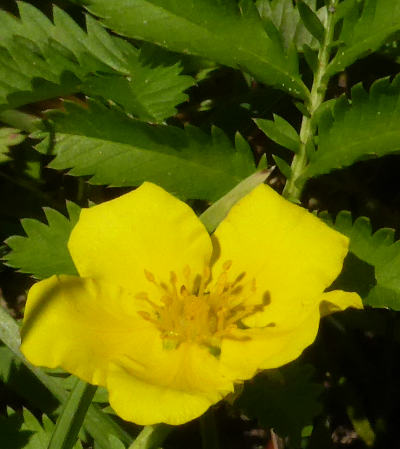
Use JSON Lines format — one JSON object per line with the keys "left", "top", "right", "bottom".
{"left": 0, "top": 3, "right": 193, "bottom": 122}
{"left": 303, "top": 76, "right": 400, "bottom": 179}
{"left": 327, "top": 0, "right": 400, "bottom": 76}
{"left": 38, "top": 100, "right": 256, "bottom": 201}
{"left": 84, "top": 0, "right": 309, "bottom": 99}
{"left": 4, "top": 202, "right": 80, "bottom": 279}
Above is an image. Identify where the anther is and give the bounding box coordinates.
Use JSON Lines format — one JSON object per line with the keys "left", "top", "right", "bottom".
{"left": 223, "top": 260, "right": 232, "bottom": 271}
{"left": 144, "top": 269, "right": 155, "bottom": 283}
{"left": 170, "top": 271, "right": 178, "bottom": 284}
{"left": 135, "top": 292, "right": 149, "bottom": 300}
{"left": 138, "top": 310, "right": 151, "bottom": 320}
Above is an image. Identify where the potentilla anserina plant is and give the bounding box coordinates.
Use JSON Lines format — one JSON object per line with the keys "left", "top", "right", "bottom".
{"left": 20, "top": 183, "right": 361, "bottom": 425}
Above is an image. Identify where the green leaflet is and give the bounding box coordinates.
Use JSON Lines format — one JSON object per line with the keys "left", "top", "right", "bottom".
{"left": 236, "top": 363, "right": 322, "bottom": 445}
{"left": 255, "top": 115, "right": 300, "bottom": 153}
{"left": 0, "top": 408, "right": 83, "bottom": 449}
{"left": 4, "top": 202, "right": 80, "bottom": 279}
{"left": 0, "top": 127, "right": 26, "bottom": 163}
{"left": 84, "top": 0, "right": 309, "bottom": 99}
{"left": 38, "top": 100, "right": 257, "bottom": 201}
{"left": 324, "top": 211, "right": 400, "bottom": 311}
{"left": 326, "top": 0, "right": 400, "bottom": 76}
{"left": 256, "top": 0, "right": 327, "bottom": 51}
{"left": 297, "top": 1, "right": 325, "bottom": 44}
{"left": 0, "top": 3, "right": 193, "bottom": 122}
{"left": 303, "top": 76, "right": 400, "bottom": 180}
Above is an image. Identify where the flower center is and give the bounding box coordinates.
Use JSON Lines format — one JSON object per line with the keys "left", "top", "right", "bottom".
{"left": 136, "top": 261, "right": 265, "bottom": 351}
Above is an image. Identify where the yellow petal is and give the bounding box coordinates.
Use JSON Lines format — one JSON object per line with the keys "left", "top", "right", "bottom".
{"left": 107, "top": 367, "right": 218, "bottom": 426}
{"left": 20, "top": 275, "right": 145, "bottom": 386}
{"left": 319, "top": 289, "right": 363, "bottom": 317}
{"left": 107, "top": 342, "right": 233, "bottom": 425}
{"left": 220, "top": 306, "right": 320, "bottom": 380}
{"left": 68, "top": 182, "right": 212, "bottom": 292}
{"left": 212, "top": 184, "right": 349, "bottom": 328}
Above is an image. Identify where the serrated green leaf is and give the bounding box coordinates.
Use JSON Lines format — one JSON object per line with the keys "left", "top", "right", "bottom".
{"left": 256, "top": 0, "right": 327, "bottom": 51}
{"left": 327, "top": 0, "right": 400, "bottom": 76}
{"left": 0, "top": 407, "right": 83, "bottom": 449}
{"left": 0, "top": 3, "right": 193, "bottom": 122}
{"left": 237, "top": 363, "right": 322, "bottom": 445}
{"left": 303, "top": 75, "right": 400, "bottom": 180}
{"left": 0, "top": 127, "right": 26, "bottom": 163}
{"left": 255, "top": 115, "right": 300, "bottom": 152}
{"left": 297, "top": 0, "right": 325, "bottom": 43}
{"left": 83, "top": 50, "right": 194, "bottom": 123}
{"left": 84, "top": 0, "right": 309, "bottom": 99}
{"left": 4, "top": 202, "right": 81, "bottom": 279}
{"left": 40, "top": 100, "right": 256, "bottom": 201}
{"left": 326, "top": 211, "right": 400, "bottom": 310}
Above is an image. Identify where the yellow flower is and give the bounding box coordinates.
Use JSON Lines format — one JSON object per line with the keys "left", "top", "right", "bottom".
{"left": 20, "top": 182, "right": 362, "bottom": 425}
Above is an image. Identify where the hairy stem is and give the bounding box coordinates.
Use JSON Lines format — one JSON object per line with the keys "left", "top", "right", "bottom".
{"left": 282, "top": 0, "right": 338, "bottom": 201}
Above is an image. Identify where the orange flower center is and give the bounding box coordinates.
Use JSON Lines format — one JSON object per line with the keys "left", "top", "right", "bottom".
{"left": 136, "top": 261, "right": 266, "bottom": 351}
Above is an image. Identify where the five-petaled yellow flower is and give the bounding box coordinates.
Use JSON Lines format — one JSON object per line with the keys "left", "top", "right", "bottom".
{"left": 20, "top": 182, "right": 362, "bottom": 425}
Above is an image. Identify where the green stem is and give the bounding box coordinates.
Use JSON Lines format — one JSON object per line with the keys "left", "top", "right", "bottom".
{"left": 128, "top": 424, "right": 171, "bottom": 449}
{"left": 199, "top": 409, "right": 220, "bottom": 449}
{"left": 48, "top": 379, "right": 97, "bottom": 449}
{"left": 282, "top": 0, "right": 338, "bottom": 202}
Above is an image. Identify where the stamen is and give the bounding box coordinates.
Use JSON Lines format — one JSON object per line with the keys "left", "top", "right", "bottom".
{"left": 223, "top": 260, "right": 232, "bottom": 271}
{"left": 215, "top": 271, "right": 228, "bottom": 295}
{"left": 198, "top": 265, "right": 210, "bottom": 296}
{"left": 137, "top": 263, "right": 267, "bottom": 353}
{"left": 170, "top": 271, "right": 178, "bottom": 297}
{"left": 135, "top": 292, "right": 149, "bottom": 300}
{"left": 183, "top": 265, "right": 191, "bottom": 280}
{"left": 144, "top": 269, "right": 156, "bottom": 283}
